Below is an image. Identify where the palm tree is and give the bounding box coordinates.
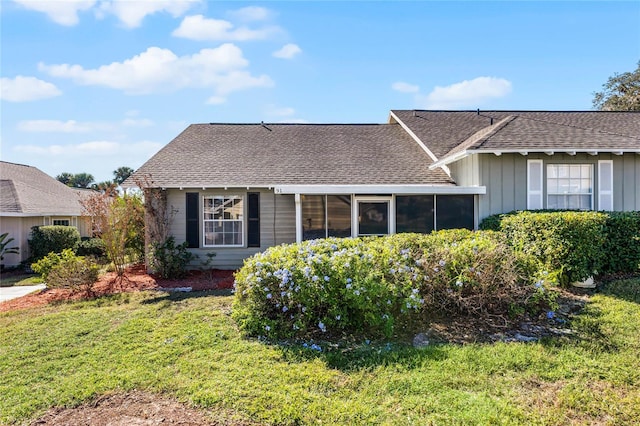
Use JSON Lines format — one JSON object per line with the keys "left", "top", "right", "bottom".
{"left": 113, "top": 167, "right": 134, "bottom": 186}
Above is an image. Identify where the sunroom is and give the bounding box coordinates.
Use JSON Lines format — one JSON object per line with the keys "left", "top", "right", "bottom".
{"left": 274, "top": 184, "right": 486, "bottom": 242}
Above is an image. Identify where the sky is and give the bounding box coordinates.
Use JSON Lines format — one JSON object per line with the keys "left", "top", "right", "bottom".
{"left": 1, "top": 1, "right": 639, "bottom": 184}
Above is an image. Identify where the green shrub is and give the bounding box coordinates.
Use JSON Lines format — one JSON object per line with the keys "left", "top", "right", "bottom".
{"left": 76, "top": 237, "right": 107, "bottom": 259}
{"left": 601, "top": 211, "right": 640, "bottom": 274}
{"left": 232, "top": 231, "right": 555, "bottom": 341}
{"left": 31, "top": 249, "right": 77, "bottom": 281}
{"left": 498, "top": 211, "right": 607, "bottom": 285}
{"left": 46, "top": 255, "right": 100, "bottom": 294}
{"left": 28, "top": 225, "right": 81, "bottom": 261}
{"left": 150, "top": 236, "right": 196, "bottom": 279}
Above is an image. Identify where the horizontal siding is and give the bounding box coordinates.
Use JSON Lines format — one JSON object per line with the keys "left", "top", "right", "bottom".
{"left": 166, "top": 188, "right": 295, "bottom": 270}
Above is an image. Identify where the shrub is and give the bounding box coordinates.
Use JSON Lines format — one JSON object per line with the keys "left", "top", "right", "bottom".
{"left": 497, "top": 211, "right": 607, "bottom": 285}
{"left": 31, "top": 249, "right": 77, "bottom": 281}
{"left": 150, "top": 236, "right": 196, "bottom": 279}
{"left": 46, "top": 255, "right": 100, "bottom": 294}
{"left": 28, "top": 225, "right": 81, "bottom": 261}
{"left": 601, "top": 211, "right": 640, "bottom": 274}
{"left": 232, "top": 231, "right": 555, "bottom": 341}
{"left": 77, "top": 237, "right": 107, "bottom": 259}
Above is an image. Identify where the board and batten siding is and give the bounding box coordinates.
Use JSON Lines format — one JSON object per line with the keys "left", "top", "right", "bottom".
{"left": 166, "top": 188, "right": 296, "bottom": 270}
{"left": 449, "top": 153, "right": 640, "bottom": 222}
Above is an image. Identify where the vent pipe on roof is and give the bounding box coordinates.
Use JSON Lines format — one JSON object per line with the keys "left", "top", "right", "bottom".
{"left": 477, "top": 108, "right": 480, "bottom": 115}
{"left": 261, "top": 121, "right": 272, "bottom": 131}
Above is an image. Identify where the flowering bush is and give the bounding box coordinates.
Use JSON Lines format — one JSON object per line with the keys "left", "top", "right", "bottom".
{"left": 233, "top": 230, "right": 556, "bottom": 341}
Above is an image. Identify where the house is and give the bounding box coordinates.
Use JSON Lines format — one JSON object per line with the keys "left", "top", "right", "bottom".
{"left": 129, "top": 110, "right": 640, "bottom": 269}
{"left": 0, "top": 161, "right": 90, "bottom": 267}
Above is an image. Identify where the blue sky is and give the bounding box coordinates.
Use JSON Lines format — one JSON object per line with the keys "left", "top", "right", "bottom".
{"left": 1, "top": 1, "right": 639, "bottom": 183}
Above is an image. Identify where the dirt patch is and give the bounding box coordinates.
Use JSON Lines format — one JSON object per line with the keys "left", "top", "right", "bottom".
{"left": 29, "top": 391, "right": 255, "bottom": 426}
{"left": 0, "top": 265, "right": 235, "bottom": 312}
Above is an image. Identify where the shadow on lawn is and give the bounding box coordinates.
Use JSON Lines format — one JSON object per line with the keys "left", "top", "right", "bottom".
{"left": 277, "top": 340, "right": 451, "bottom": 371}
{"left": 140, "top": 289, "right": 234, "bottom": 305}
{"left": 598, "top": 277, "right": 640, "bottom": 305}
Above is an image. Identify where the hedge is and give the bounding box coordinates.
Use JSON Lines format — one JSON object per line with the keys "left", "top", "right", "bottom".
{"left": 232, "top": 231, "right": 555, "bottom": 341}
{"left": 28, "top": 225, "right": 81, "bottom": 261}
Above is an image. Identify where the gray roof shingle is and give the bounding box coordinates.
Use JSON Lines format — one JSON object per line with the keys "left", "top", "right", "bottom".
{"left": 131, "top": 123, "right": 455, "bottom": 188}
{"left": 391, "top": 110, "right": 640, "bottom": 161}
{"left": 0, "top": 161, "right": 85, "bottom": 216}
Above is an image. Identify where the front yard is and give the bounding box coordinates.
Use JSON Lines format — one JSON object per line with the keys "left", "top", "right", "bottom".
{"left": 1, "top": 278, "right": 639, "bottom": 425}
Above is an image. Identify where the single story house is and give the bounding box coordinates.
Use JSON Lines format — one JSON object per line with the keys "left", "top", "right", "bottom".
{"left": 0, "top": 161, "right": 90, "bottom": 267}
{"left": 129, "top": 110, "right": 640, "bottom": 269}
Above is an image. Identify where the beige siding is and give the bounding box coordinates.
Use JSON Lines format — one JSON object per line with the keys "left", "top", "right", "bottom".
{"left": 166, "top": 188, "right": 296, "bottom": 270}
{"left": 469, "top": 152, "right": 640, "bottom": 221}
{"left": 0, "top": 215, "right": 89, "bottom": 267}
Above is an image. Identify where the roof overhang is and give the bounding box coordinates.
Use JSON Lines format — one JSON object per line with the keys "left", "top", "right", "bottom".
{"left": 274, "top": 184, "right": 486, "bottom": 195}
{"left": 0, "top": 212, "right": 83, "bottom": 217}
{"left": 430, "top": 148, "right": 640, "bottom": 169}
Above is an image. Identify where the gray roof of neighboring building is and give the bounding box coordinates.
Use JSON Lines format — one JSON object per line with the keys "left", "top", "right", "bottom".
{"left": 0, "top": 161, "right": 85, "bottom": 215}
{"left": 130, "top": 123, "right": 455, "bottom": 188}
{"left": 391, "top": 110, "right": 640, "bottom": 161}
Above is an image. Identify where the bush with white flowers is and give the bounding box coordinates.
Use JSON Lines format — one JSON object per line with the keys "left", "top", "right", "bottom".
{"left": 232, "top": 230, "right": 556, "bottom": 341}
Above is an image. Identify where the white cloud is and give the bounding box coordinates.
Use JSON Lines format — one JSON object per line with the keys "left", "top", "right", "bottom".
{"left": 97, "top": 0, "right": 199, "bottom": 28}
{"left": 12, "top": 0, "right": 96, "bottom": 26}
{"left": 18, "top": 120, "right": 93, "bottom": 133}
{"left": 39, "top": 44, "right": 273, "bottom": 101}
{"left": 172, "top": 14, "right": 280, "bottom": 41}
{"left": 121, "top": 118, "right": 154, "bottom": 127}
{"left": 392, "top": 81, "right": 420, "bottom": 93}
{"left": 228, "top": 6, "right": 271, "bottom": 22}
{"left": 0, "top": 76, "right": 62, "bottom": 102}
{"left": 273, "top": 44, "right": 301, "bottom": 59}
{"left": 419, "top": 77, "right": 512, "bottom": 109}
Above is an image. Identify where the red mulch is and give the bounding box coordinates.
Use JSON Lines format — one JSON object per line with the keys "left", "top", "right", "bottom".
{"left": 0, "top": 265, "right": 235, "bottom": 312}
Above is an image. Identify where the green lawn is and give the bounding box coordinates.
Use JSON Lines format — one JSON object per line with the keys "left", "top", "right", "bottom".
{"left": 1, "top": 279, "right": 639, "bottom": 425}
{"left": 0, "top": 273, "right": 42, "bottom": 287}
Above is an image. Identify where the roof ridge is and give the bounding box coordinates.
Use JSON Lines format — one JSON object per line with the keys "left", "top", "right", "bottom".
{"left": 514, "top": 114, "right": 640, "bottom": 141}
{"left": 444, "top": 115, "right": 517, "bottom": 157}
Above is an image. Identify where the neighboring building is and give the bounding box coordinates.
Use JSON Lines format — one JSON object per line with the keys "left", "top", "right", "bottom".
{"left": 129, "top": 110, "right": 640, "bottom": 269}
{"left": 0, "top": 161, "right": 90, "bottom": 267}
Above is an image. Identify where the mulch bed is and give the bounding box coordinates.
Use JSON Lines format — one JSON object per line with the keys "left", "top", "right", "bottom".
{"left": 0, "top": 265, "right": 235, "bottom": 312}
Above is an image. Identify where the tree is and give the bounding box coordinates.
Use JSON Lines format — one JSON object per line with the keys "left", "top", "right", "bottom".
{"left": 80, "top": 191, "right": 145, "bottom": 288}
{"left": 70, "top": 172, "right": 95, "bottom": 188}
{"left": 113, "top": 166, "right": 134, "bottom": 186}
{"left": 593, "top": 61, "right": 640, "bottom": 111}
{"left": 56, "top": 172, "right": 74, "bottom": 186}
{"left": 92, "top": 180, "right": 117, "bottom": 193}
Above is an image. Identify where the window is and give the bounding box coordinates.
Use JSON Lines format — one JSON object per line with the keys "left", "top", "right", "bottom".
{"left": 435, "top": 195, "right": 474, "bottom": 230}
{"left": 302, "top": 195, "right": 351, "bottom": 240}
{"left": 396, "top": 195, "right": 434, "bottom": 233}
{"left": 52, "top": 219, "right": 70, "bottom": 226}
{"left": 357, "top": 200, "right": 390, "bottom": 236}
{"left": 547, "top": 164, "right": 593, "bottom": 210}
{"left": 203, "top": 195, "right": 243, "bottom": 246}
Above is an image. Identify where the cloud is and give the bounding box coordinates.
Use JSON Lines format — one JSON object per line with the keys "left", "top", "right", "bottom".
{"left": 419, "top": 77, "right": 512, "bottom": 109}
{"left": 18, "top": 120, "right": 93, "bottom": 133}
{"left": 228, "top": 6, "right": 271, "bottom": 22}
{"left": 0, "top": 76, "right": 62, "bottom": 102}
{"left": 13, "top": 139, "right": 163, "bottom": 181}
{"left": 39, "top": 44, "right": 273, "bottom": 101}
{"left": 172, "top": 14, "right": 280, "bottom": 41}
{"left": 392, "top": 81, "right": 420, "bottom": 93}
{"left": 96, "top": 0, "right": 199, "bottom": 28}
{"left": 12, "top": 0, "right": 96, "bottom": 26}
{"left": 273, "top": 44, "right": 301, "bottom": 59}
{"left": 17, "top": 117, "right": 154, "bottom": 132}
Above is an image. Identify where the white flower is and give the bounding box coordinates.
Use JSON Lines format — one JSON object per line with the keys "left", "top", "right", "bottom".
{"left": 335, "top": 315, "right": 341, "bottom": 320}
{"left": 264, "top": 325, "right": 271, "bottom": 331}
{"left": 318, "top": 321, "right": 327, "bottom": 332}
{"left": 266, "top": 293, "right": 272, "bottom": 299}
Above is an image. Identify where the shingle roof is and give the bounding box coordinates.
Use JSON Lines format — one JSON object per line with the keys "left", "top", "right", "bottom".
{"left": 131, "top": 123, "right": 455, "bottom": 188}
{"left": 391, "top": 110, "right": 640, "bottom": 161}
{"left": 0, "top": 161, "right": 85, "bottom": 215}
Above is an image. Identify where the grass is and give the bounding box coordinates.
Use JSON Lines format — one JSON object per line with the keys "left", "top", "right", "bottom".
{"left": 1, "top": 279, "right": 639, "bottom": 425}
{"left": 0, "top": 273, "right": 42, "bottom": 287}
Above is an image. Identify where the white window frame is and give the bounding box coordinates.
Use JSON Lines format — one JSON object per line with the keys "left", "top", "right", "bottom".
{"left": 546, "top": 164, "right": 594, "bottom": 210}
{"left": 598, "top": 160, "right": 614, "bottom": 211}
{"left": 202, "top": 195, "right": 244, "bottom": 247}
{"left": 353, "top": 196, "right": 393, "bottom": 237}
